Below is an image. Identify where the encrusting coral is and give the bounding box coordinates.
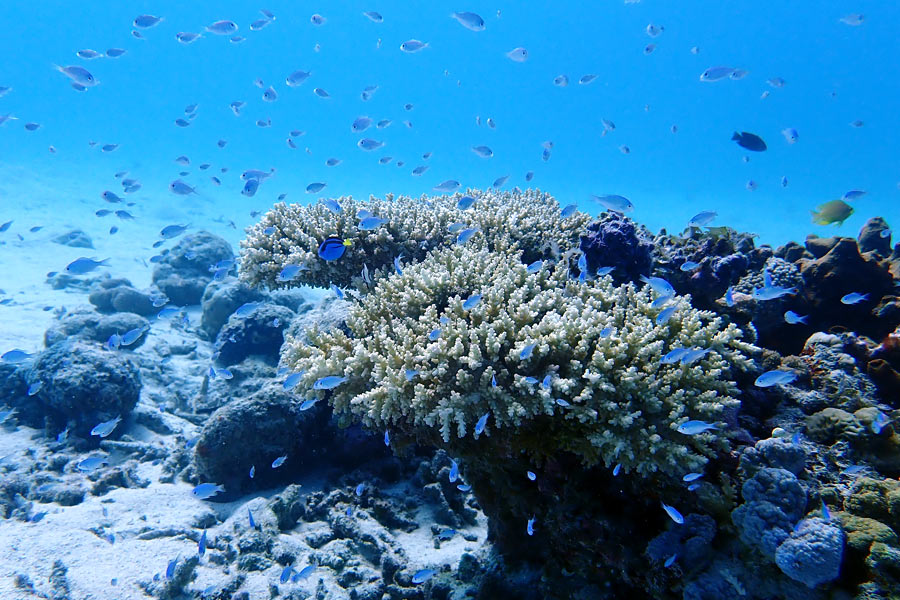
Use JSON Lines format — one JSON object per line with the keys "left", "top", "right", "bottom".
{"left": 279, "top": 243, "right": 756, "bottom": 478}
{"left": 239, "top": 188, "right": 591, "bottom": 290}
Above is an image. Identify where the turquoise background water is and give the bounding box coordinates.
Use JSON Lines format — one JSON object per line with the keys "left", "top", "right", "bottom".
{"left": 0, "top": 1, "right": 896, "bottom": 247}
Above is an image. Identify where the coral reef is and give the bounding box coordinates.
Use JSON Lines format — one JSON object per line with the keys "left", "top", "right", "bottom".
{"left": 652, "top": 225, "right": 767, "bottom": 310}
{"left": 239, "top": 189, "right": 591, "bottom": 290}
{"left": 281, "top": 244, "right": 755, "bottom": 478}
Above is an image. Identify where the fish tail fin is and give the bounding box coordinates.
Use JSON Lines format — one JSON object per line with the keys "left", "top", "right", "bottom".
{"left": 99, "top": 258, "right": 111, "bottom": 266}
{"left": 731, "top": 132, "right": 740, "bottom": 141}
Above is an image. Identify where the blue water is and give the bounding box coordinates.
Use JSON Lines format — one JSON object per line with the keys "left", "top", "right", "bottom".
{"left": 1, "top": 1, "right": 897, "bottom": 246}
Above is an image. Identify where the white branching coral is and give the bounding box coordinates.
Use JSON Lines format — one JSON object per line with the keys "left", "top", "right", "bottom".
{"left": 281, "top": 245, "right": 757, "bottom": 477}
{"left": 238, "top": 188, "right": 591, "bottom": 290}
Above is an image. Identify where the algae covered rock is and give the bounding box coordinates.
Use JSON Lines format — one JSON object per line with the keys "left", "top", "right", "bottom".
{"left": 152, "top": 231, "right": 234, "bottom": 305}
{"left": 43, "top": 307, "right": 150, "bottom": 349}
{"left": 88, "top": 278, "right": 155, "bottom": 316}
{"left": 214, "top": 302, "right": 294, "bottom": 365}
{"left": 838, "top": 512, "right": 897, "bottom": 555}
{"left": 26, "top": 339, "right": 141, "bottom": 435}
{"left": 806, "top": 407, "right": 865, "bottom": 444}
{"left": 200, "top": 279, "right": 264, "bottom": 338}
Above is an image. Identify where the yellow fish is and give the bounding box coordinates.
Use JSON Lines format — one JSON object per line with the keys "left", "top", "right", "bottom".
{"left": 811, "top": 199, "right": 853, "bottom": 226}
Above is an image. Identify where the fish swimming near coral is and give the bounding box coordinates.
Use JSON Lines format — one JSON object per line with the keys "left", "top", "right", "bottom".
{"left": 318, "top": 237, "right": 352, "bottom": 261}
{"left": 755, "top": 369, "right": 797, "bottom": 387}
{"left": 811, "top": 199, "right": 853, "bottom": 226}
{"left": 676, "top": 420, "right": 717, "bottom": 435}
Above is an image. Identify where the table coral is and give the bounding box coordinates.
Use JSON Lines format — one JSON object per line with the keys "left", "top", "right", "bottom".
{"left": 239, "top": 189, "right": 591, "bottom": 290}
{"left": 280, "top": 244, "right": 756, "bottom": 477}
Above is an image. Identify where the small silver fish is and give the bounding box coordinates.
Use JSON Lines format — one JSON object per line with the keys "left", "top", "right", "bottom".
{"left": 841, "top": 292, "right": 869, "bottom": 305}
{"left": 506, "top": 47, "right": 528, "bottom": 62}
{"left": 661, "top": 502, "right": 684, "bottom": 524}
{"left": 784, "top": 311, "right": 808, "bottom": 325}
{"left": 452, "top": 12, "right": 485, "bottom": 31}
{"left": 191, "top": 483, "right": 225, "bottom": 499}
{"left": 90, "top": 416, "right": 121, "bottom": 438}
{"left": 676, "top": 420, "right": 717, "bottom": 435}
{"left": 593, "top": 194, "right": 634, "bottom": 213}
{"left": 400, "top": 39, "right": 428, "bottom": 53}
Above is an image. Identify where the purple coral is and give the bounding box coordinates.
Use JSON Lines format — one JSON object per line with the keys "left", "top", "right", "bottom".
{"left": 579, "top": 212, "right": 654, "bottom": 282}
